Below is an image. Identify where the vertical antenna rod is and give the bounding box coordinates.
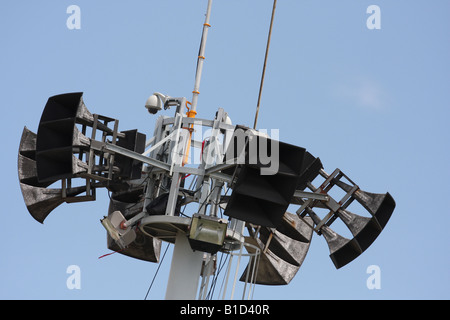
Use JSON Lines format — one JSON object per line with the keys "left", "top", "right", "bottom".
{"left": 191, "top": 0, "right": 213, "bottom": 115}
{"left": 253, "top": 0, "right": 277, "bottom": 129}
{"left": 183, "top": 0, "right": 213, "bottom": 166}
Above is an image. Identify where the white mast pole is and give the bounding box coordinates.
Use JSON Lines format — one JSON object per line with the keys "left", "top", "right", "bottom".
{"left": 164, "top": 0, "right": 214, "bottom": 300}
{"left": 165, "top": 233, "right": 204, "bottom": 300}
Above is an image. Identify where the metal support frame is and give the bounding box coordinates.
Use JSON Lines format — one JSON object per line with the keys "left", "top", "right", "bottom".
{"left": 86, "top": 102, "right": 370, "bottom": 299}
{"left": 295, "top": 168, "right": 362, "bottom": 234}
{"left": 18, "top": 0, "right": 396, "bottom": 301}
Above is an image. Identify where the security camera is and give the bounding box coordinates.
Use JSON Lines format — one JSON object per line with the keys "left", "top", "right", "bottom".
{"left": 145, "top": 94, "right": 161, "bottom": 114}
{"left": 145, "top": 92, "right": 169, "bottom": 114}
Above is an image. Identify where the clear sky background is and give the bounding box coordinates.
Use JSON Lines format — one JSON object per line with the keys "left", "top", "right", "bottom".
{"left": 1, "top": 0, "right": 449, "bottom": 300}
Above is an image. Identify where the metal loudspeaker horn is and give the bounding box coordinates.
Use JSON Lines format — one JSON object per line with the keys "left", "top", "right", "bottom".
{"left": 297, "top": 169, "right": 396, "bottom": 269}
{"left": 18, "top": 127, "right": 93, "bottom": 223}
{"left": 240, "top": 213, "right": 314, "bottom": 285}
{"left": 18, "top": 92, "right": 147, "bottom": 224}
{"left": 296, "top": 151, "right": 324, "bottom": 191}
{"left": 35, "top": 92, "right": 146, "bottom": 182}
{"left": 36, "top": 92, "right": 94, "bottom": 182}
{"left": 223, "top": 127, "right": 306, "bottom": 228}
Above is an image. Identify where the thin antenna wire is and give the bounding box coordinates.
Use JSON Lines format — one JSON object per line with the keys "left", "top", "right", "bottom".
{"left": 253, "top": 0, "right": 277, "bottom": 129}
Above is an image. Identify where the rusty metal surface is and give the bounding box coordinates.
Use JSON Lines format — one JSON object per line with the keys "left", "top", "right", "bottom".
{"left": 241, "top": 216, "right": 314, "bottom": 285}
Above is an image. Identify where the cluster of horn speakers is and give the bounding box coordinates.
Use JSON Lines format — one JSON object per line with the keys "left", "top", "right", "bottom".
{"left": 222, "top": 128, "right": 395, "bottom": 284}
{"left": 18, "top": 92, "right": 396, "bottom": 286}
{"left": 18, "top": 92, "right": 161, "bottom": 262}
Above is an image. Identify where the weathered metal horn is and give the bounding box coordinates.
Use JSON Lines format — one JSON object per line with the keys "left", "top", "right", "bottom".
{"left": 19, "top": 183, "right": 88, "bottom": 224}
{"left": 334, "top": 178, "right": 395, "bottom": 230}
{"left": 240, "top": 216, "right": 314, "bottom": 285}
{"left": 304, "top": 169, "right": 396, "bottom": 269}
{"left": 337, "top": 208, "right": 383, "bottom": 252}
{"left": 320, "top": 224, "right": 363, "bottom": 269}
{"left": 276, "top": 211, "right": 311, "bottom": 243}
{"left": 18, "top": 126, "right": 93, "bottom": 224}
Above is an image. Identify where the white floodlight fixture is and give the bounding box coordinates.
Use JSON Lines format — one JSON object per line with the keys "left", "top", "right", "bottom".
{"left": 188, "top": 214, "right": 228, "bottom": 254}
{"left": 100, "top": 211, "right": 136, "bottom": 250}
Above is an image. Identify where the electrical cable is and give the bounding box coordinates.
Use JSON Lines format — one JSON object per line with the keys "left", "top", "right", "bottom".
{"left": 144, "top": 243, "right": 170, "bottom": 300}
{"left": 205, "top": 251, "right": 230, "bottom": 300}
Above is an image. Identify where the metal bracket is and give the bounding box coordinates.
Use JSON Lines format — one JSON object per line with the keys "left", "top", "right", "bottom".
{"left": 295, "top": 168, "right": 361, "bottom": 233}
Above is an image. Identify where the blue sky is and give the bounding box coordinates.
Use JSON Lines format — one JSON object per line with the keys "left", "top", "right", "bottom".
{"left": 1, "top": 0, "right": 449, "bottom": 300}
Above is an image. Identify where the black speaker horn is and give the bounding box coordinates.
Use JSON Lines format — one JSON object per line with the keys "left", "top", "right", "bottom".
{"left": 240, "top": 216, "right": 313, "bottom": 285}
{"left": 35, "top": 92, "right": 146, "bottom": 184}
{"left": 223, "top": 127, "right": 306, "bottom": 228}
{"left": 19, "top": 92, "right": 148, "bottom": 224}
{"left": 276, "top": 211, "right": 311, "bottom": 243}
{"left": 36, "top": 92, "right": 93, "bottom": 182}
{"left": 297, "top": 151, "right": 323, "bottom": 191}
{"left": 18, "top": 127, "right": 52, "bottom": 187}
{"left": 335, "top": 178, "right": 395, "bottom": 230}
{"left": 320, "top": 224, "right": 363, "bottom": 269}
{"left": 18, "top": 127, "right": 95, "bottom": 224}
{"left": 337, "top": 208, "right": 383, "bottom": 252}
{"left": 298, "top": 169, "right": 395, "bottom": 269}
{"left": 19, "top": 183, "right": 89, "bottom": 224}
{"left": 241, "top": 236, "right": 300, "bottom": 286}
